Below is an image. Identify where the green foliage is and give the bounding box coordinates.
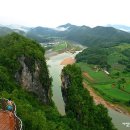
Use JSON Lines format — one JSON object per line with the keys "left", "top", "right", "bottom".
{"left": 0, "top": 33, "right": 51, "bottom": 89}
{"left": 62, "top": 64, "right": 116, "bottom": 130}
{"left": 76, "top": 63, "right": 113, "bottom": 84}
{"left": 76, "top": 43, "right": 130, "bottom": 73}
{"left": 53, "top": 42, "right": 67, "bottom": 52}
{"left": 93, "top": 84, "right": 130, "bottom": 102}
{"left": 0, "top": 66, "right": 15, "bottom": 92}
{"left": 0, "top": 33, "right": 72, "bottom": 130}
{"left": 122, "top": 48, "right": 130, "bottom": 57}
{"left": 0, "top": 33, "right": 44, "bottom": 73}
{"left": 75, "top": 43, "right": 130, "bottom": 109}
{"left": 0, "top": 89, "right": 72, "bottom": 130}
{"left": 76, "top": 47, "right": 111, "bottom": 70}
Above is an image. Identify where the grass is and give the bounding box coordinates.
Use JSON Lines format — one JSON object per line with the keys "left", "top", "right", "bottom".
{"left": 76, "top": 62, "right": 113, "bottom": 84}
{"left": 77, "top": 62, "right": 130, "bottom": 108}
{"left": 93, "top": 84, "right": 130, "bottom": 102}
{"left": 52, "top": 41, "right": 82, "bottom": 52}
{"left": 125, "top": 84, "right": 130, "bottom": 92}
{"left": 53, "top": 42, "right": 67, "bottom": 52}
{"left": 76, "top": 43, "right": 130, "bottom": 111}
{"left": 115, "top": 43, "right": 130, "bottom": 51}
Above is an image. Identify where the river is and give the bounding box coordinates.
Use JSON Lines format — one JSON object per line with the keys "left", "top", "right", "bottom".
{"left": 47, "top": 52, "right": 130, "bottom": 130}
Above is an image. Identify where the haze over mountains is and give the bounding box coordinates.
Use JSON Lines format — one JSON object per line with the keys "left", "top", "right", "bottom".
{"left": 106, "top": 24, "right": 130, "bottom": 32}
{"left": 0, "top": 23, "right": 130, "bottom": 46}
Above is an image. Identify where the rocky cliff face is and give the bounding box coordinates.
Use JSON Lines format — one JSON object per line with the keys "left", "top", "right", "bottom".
{"left": 15, "top": 56, "right": 51, "bottom": 104}
{"left": 61, "top": 72, "right": 71, "bottom": 105}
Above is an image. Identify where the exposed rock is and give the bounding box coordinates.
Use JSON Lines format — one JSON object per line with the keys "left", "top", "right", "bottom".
{"left": 15, "top": 56, "right": 51, "bottom": 104}
{"left": 61, "top": 72, "right": 71, "bottom": 104}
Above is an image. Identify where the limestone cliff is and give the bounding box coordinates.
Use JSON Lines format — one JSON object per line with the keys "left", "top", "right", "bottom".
{"left": 61, "top": 72, "right": 71, "bottom": 105}
{"left": 15, "top": 55, "right": 51, "bottom": 104}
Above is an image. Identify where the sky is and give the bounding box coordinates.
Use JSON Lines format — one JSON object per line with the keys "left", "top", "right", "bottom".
{"left": 0, "top": 0, "right": 130, "bottom": 28}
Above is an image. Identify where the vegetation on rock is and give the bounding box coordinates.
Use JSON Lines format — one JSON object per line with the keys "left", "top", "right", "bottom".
{"left": 62, "top": 64, "right": 116, "bottom": 130}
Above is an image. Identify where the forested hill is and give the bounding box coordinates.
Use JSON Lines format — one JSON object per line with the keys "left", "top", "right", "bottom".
{"left": 0, "top": 32, "right": 52, "bottom": 103}
{"left": 0, "top": 33, "right": 70, "bottom": 129}
{"left": 0, "top": 26, "right": 25, "bottom": 36}
{"left": 0, "top": 27, "right": 13, "bottom": 36}
{"left": 1, "top": 23, "right": 130, "bottom": 46}
{"left": 26, "top": 24, "right": 130, "bottom": 46}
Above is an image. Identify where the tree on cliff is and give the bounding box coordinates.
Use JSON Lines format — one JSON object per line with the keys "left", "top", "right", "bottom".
{"left": 62, "top": 64, "right": 116, "bottom": 130}
{"left": 0, "top": 33, "right": 71, "bottom": 130}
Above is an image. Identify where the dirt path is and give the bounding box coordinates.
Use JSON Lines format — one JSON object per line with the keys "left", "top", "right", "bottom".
{"left": 82, "top": 72, "right": 94, "bottom": 82}
{"left": 83, "top": 82, "right": 130, "bottom": 116}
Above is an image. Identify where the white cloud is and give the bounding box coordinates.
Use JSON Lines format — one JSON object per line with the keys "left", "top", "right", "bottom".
{"left": 0, "top": 0, "right": 130, "bottom": 27}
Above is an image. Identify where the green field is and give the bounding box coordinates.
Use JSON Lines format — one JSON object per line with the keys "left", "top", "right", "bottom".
{"left": 76, "top": 62, "right": 130, "bottom": 106}
{"left": 53, "top": 42, "right": 67, "bottom": 51}
{"left": 115, "top": 43, "right": 130, "bottom": 51}
{"left": 93, "top": 84, "right": 130, "bottom": 102}
{"left": 76, "top": 62, "right": 113, "bottom": 84}
{"left": 125, "top": 84, "right": 130, "bottom": 92}
{"left": 52, "top": 41, "right": 81, "bottom": 52}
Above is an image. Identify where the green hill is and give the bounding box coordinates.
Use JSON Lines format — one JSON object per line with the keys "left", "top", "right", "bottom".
{"left": 75, "top": 43, "right": 130, "bottom": 108}
{"left": 0, "top": 33, "right": 71, "bottom": 130}
{"left": 0, "top": 26, "right": 26, "bottom": 36}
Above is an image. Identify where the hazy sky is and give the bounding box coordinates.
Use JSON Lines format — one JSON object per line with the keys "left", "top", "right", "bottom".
{"left": 0, "top": 0, "right": 130, "bottom": 27}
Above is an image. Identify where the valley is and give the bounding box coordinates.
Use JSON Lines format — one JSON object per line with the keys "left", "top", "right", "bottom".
{"left": 1, "top": 0, "right": 130, "bottom": 129}
{"left": 47, "top": 51, "right": 130, "bottom": 130}
{"left": 46, "top": 42, "right": 130, "bottom": 130}
{"left": 0, "top": 24, "right": 130, "bottom": 129}
{"left": 76, "top": 43, "right": 130, "bottom": 114}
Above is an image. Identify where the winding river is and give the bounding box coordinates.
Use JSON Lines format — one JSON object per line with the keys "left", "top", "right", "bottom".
{"left": 47, "top": 52, "right": 130, "bottom": 130}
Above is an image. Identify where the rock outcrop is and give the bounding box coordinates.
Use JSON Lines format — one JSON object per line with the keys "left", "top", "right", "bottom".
{"left": 61, "top": 72, "right": 71, "bottom": 105}
{"left": 15, "top": 56, "right": 51, "bottom": 104}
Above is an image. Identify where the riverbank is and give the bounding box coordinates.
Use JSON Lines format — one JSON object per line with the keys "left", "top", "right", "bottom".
{"left": 47, "top": 52, "right": 130, "bottom": 130}
{"left": 83, "top": 82, "right": 130, "bottom": 116}
{"left": 60, "top": 57, "right": 75, "bottom": 65}
{"left": 45, "top": 42, "right": 85, "bottom": 59}
{"left": 47, "top": 52, "right": 79, "bottom": 115}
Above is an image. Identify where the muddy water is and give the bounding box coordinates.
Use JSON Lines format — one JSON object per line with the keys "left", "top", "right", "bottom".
{"left": 47, "top": 52, "right": 78, "bottom": 115}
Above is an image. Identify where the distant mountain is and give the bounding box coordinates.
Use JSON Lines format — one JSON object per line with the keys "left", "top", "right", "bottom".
{"left": 5, "top": 24, "right": 31, "bottom": 32}
{"left": 26, "top": 26, "right": 58, "bottom": 42}
{"left": 26, "top": 24, "right": 130, "bottom": 45}
{"left": 0, "top": 24, "right": 31, "bottom": 33}
{"left": 27, "top": 26, "right": 57, "bottom": 35}
{"left": 55, "top": 23, "right": 74, "bottom": 31}
{"left": 107, "top": 24, "right": 130, "bottom": 32}
{"left": 1, "top": 23, "right": 130, "bottom": 46}
{"left": 12, "top": 29, "right": 26, "bottom": 35}
{"left": 0, "top": 27, "right": 13, "bottom": 36}
{"left": 0, "top": 26, "right": 26, "bottom": 36}
{"left": 57, "top": 23, "right": 78, "bottom": 30}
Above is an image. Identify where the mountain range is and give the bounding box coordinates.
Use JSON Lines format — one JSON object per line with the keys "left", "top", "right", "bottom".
{"left": 106, "top": 24, "right": 130, "bottom": 32}
{"left": 0, "top": 23, "right": 130, "bottom": 46}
